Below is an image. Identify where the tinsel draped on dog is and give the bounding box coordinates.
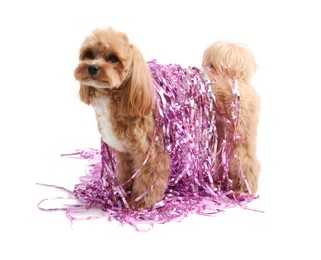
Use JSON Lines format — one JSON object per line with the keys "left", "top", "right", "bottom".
{"left": 72, "top": 28, "right": 260, "bottom": 219}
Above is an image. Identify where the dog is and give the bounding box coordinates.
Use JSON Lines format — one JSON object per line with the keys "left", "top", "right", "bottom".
{"left": 74, "top": 27, "right": 260, "bottom": 210}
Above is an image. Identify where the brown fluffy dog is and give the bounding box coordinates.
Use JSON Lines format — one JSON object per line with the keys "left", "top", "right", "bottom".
{"left": 74, "top": 28, "right": 260, "bottom": 209}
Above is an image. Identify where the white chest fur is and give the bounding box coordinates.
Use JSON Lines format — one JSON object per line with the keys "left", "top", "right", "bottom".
{"left": 91, "top": 97, "right": 126, "bottom": 152}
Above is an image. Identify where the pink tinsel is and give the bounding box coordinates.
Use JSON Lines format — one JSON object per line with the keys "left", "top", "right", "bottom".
{"left": 39, "top": 60, "right": 259, "bottom": 230}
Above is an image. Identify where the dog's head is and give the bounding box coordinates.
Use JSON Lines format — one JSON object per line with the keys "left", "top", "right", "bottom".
{"left": 74, "top": 27, "right": 154, "bottom": 116}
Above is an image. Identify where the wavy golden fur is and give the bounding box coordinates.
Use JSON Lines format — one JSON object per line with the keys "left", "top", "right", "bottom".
{"left": 203, "top": 41, "right": 260, "bottom": 193}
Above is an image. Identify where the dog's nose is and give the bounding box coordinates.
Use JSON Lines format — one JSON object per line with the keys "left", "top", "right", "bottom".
{"left": 88, "top": 65, "right": 100, "bottom": 75}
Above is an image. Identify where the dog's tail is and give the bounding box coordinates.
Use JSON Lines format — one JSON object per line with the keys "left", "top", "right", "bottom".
{"left": 202, "top": 41, "right": 256, "bottom": 82}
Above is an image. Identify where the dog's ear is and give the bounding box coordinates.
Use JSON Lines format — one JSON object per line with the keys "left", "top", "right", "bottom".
{"left": 79, "top": 85, "right": 92, "bottom": 105}
{"left": 119, "top": 45, "right": 155, "bottom": 117}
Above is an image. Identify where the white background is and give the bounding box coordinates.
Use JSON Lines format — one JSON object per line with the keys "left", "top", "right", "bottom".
{"left": 1, "top": 0, "right": 320, "bottom": 259}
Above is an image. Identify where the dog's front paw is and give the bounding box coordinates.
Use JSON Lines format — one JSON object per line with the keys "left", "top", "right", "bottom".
{"left": 129, "top": 196, "right": 155, "bottom": 211}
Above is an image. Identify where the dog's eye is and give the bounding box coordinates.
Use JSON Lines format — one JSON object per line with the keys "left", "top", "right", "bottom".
{"left": 85, "top": 50, "right": 94, "bottom": 59}
{"left": 106, "top": 55, "right": 119, "bottom": 63}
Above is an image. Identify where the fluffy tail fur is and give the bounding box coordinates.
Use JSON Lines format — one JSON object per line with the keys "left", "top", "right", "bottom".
{"left": 202, "top": 41, "right": 256, "bottom": 82}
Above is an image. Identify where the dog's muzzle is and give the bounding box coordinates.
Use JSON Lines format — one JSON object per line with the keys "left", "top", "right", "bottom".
{"left": 88, "top": 65, "right": 100, "bottom": 75}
